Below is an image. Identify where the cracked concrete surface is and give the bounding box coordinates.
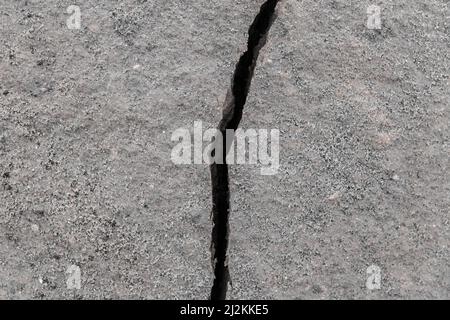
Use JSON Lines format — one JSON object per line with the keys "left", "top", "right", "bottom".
{"left": 210, "top": 0, "right": 280, "bottom": 300}
{"left": 0, "top": 0, "right": 449, "bottom": 299}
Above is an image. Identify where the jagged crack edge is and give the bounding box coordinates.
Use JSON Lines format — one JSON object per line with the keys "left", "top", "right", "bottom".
{"left": 209, "top": 0, "right": 280, "bottom": 301}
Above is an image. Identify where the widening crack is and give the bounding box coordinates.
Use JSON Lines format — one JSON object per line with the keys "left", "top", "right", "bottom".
{"left": 209, "top": 0, "right": 280, "bottom": 300}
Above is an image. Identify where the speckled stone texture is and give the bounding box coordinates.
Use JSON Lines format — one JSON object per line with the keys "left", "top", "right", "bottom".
{"left": 0, "top": 0, "right": 448, "bottom": 299}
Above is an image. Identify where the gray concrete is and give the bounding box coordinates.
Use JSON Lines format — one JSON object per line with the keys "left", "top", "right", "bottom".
{"left": 0, "top": 0, "right": 448, "bottom": 299}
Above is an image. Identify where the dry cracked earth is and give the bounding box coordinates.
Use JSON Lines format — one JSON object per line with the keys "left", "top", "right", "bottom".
{"left": 0, "top": 0, "right": 449, "bottom": 299}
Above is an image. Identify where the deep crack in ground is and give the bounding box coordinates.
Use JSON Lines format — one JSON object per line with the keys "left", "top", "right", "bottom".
{"left": 209, "top": 0, "right": 280, "bottom": 300}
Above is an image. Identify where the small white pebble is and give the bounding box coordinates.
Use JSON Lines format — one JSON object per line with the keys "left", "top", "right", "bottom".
{"left": 328, "top": 191, "right": 341, "bottom": 201}
{"left": 392, "top": 174, "right": 400, "bottom": 181}
{"left": 31, "top": 224, "right": 39, "bottom": 233}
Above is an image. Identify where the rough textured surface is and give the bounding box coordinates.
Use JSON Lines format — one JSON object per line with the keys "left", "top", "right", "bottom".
{"left": 230, "top": 0, "right": 449, "bottom": 299}
{"left": 0, "top": 0, "right": 449, "bottom": 299}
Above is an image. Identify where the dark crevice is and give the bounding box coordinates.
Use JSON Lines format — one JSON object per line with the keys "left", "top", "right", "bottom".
{"left": 209, "top": 0, "right": 280, "bottom": 300}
